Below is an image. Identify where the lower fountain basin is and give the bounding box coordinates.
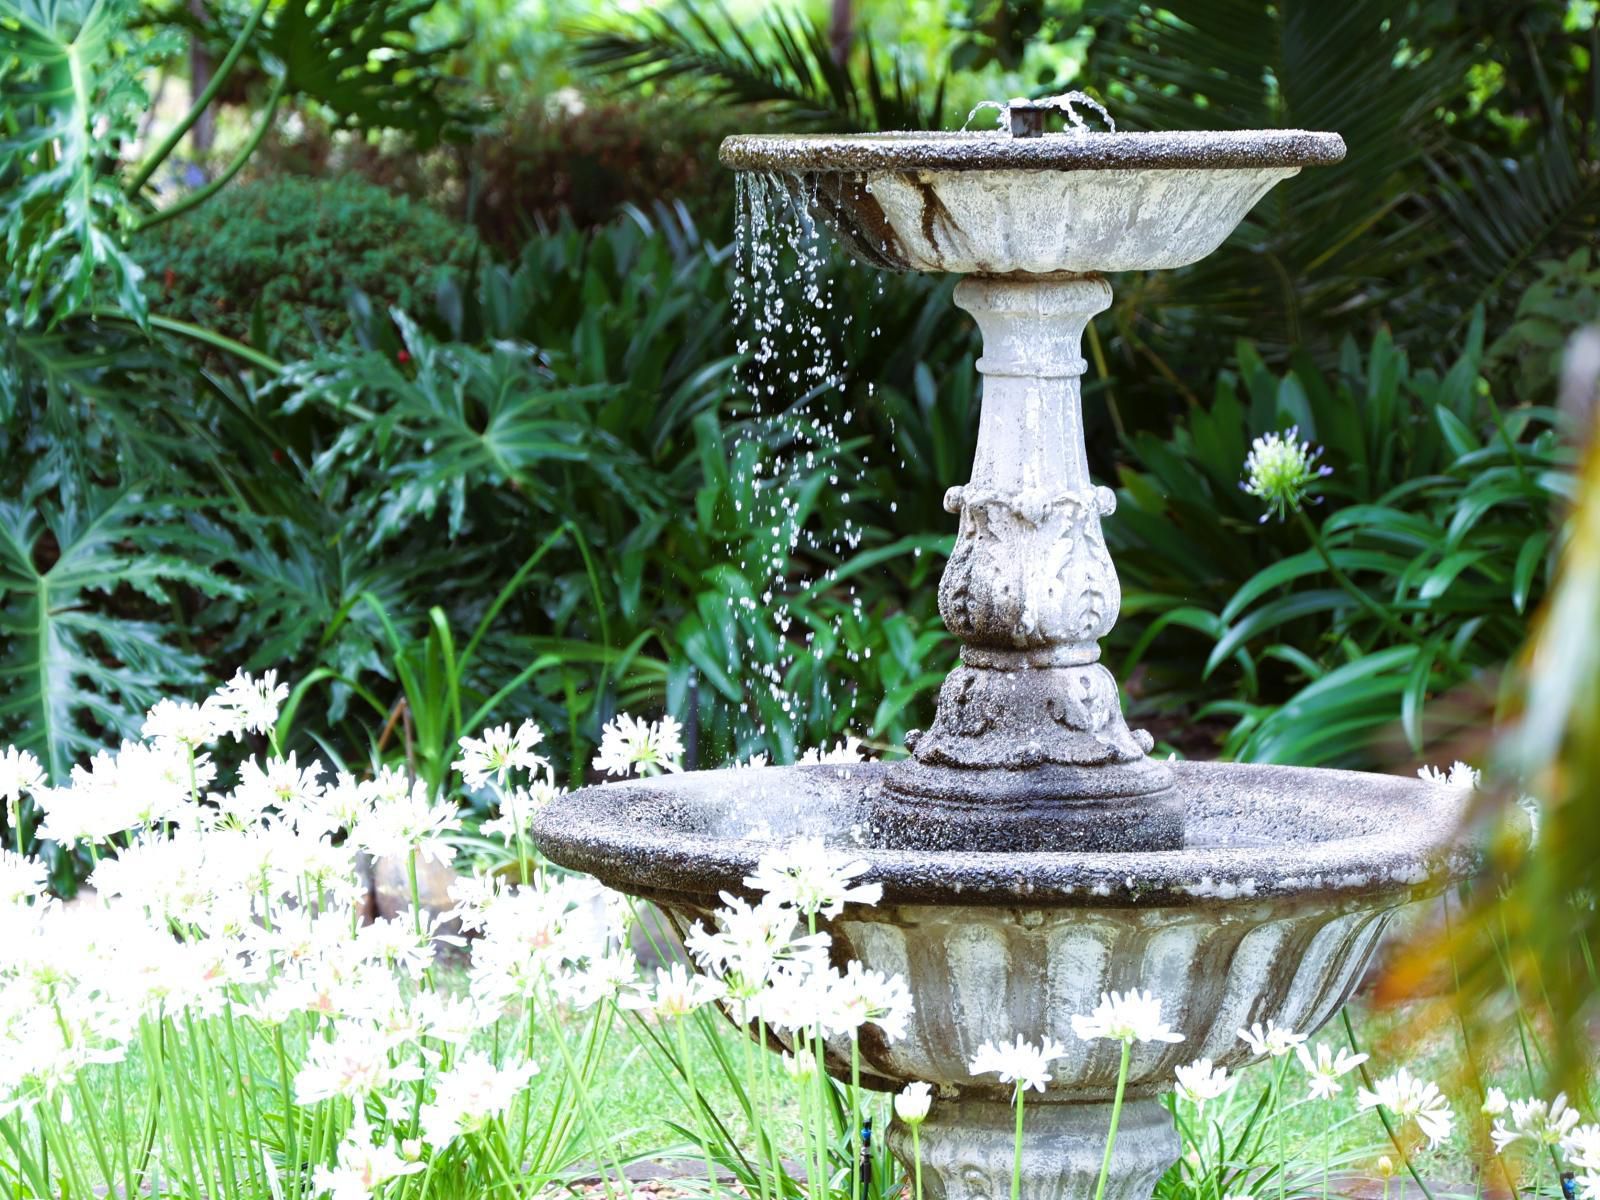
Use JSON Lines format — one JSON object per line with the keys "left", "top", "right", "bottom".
{"left": 533, "top": 760, "right": 1476, "bottom": 1099}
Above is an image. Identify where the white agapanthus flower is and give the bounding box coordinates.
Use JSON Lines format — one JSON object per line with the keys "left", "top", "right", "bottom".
{"left": 0, "top": 746, "right": 45, "bottom": 809}
{"left": 1294, "top": 1041, "right": 1368, "bottom": 1100}
{"left": 227, "top": 753, "right": 324, "bottom": 824}
{"left": 622, "top": 961, "right": 726, "bottom": 1018}
{"left": 294, "top": 1025, "right": 422, "bottom": 1105}
{"left": 1493, "top": 1093, "right": 1582, "bottom": 1153}
{"left": 311, "top": 1114, "right": 424, "bottom": 1200}
{"left": 592, "top": 713, "right": 685, "bottom": 777}
{"left": 481, "top": 769, "right": 564, "bottom": 845}
{"left": 141, "top": 698, "right": 227, "bottom": 750}
{"left": 1357, "top": 1067, "right": 1455, "bottom": 1149}
{"left": 454, "top": 720, "right": 548, "bottom": 790}
{"left": 419, "top": 1053, "right": 539, "bottom": 1148}
{"left": 208, "top": 669, "right": 289, "bottom": 738}
{"left": 355, "top": 782, "right": 461, "bottom": 868}
{"left": 1073, "top": 989, "right": 1184, "bottom": 1045}
{"left": 1240, "top": 427, "right": 1331, "bottom": 522}
{"left": 1417, "top": 761, "right": 1481, "bottom": 790}
{"left": 0, "top": 849, "right": 47, "bottom": 906}
{"left": 968, "top": 1034, "right": 1066, "bottom": 1097}
{"left": 744, "top": 835, "right": 882, "bottom": 916}
{"left": 798, "top": 735, "right": 866, "bottom": 765}
{"left": 1174, "top": 1057, "right": 1235, "bottom": 1107}
{"left": 1482, "top": 1086, "right": 1509, "bottom": 1116}
{"left": 895, "top": 1080, "right": 933, "bottom": 1123}
{"left": 828, "top": 960, "right": 914, "bottom": 1042}
{"left": 1238, "top": 1019, "right": 1306, "bottom": 1059}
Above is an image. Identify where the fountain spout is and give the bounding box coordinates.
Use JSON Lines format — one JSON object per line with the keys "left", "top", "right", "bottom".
{"left": 880, "top": 275, "right": 1181, "bottom": 852}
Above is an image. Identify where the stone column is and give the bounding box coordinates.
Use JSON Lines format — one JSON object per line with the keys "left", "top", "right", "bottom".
{"left": 883, "top": 275, "right": 1180, "bottom": 851}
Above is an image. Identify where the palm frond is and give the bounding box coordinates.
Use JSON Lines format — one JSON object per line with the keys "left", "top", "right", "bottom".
{"left": 572, "top": 0, "right": 945, "bottom": 133}
{"left": 1427, "top": 122, "right": 1600, "bottom": 325}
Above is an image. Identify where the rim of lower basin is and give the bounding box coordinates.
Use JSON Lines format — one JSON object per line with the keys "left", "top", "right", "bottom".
{"left": 530, "top": 760, "right": 1485, "bottom": 909}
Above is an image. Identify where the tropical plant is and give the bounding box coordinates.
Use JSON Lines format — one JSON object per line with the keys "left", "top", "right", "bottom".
{"left": 573, "top": 0, "right": 948, "bottom": 133}
{"left": 1110, "top": 316, "right": 1573, "bottom": 767}
{"left": 133, "top": 175, "right": 483, "bottom": 359}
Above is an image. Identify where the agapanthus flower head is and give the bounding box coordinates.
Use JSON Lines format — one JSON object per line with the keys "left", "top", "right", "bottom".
{"left": 207, "top": 669, "right": 289, "bottom": 738}
{"left": 1357, "top": 1067, "right": 1454, "bottom": 1148}
{"left": 0, "top": 849, "right": 47, "bottom": 906}
{"left": 1417, "top": 761, "right": 1481, "bottom": 790}
{"left": 311, "top": 1113, "right": 425, "bottom": 1200}
{"left": 454, "top": 720, "right": 548, "bottom": 791}
{"left": 1494, "top": 1093, "right": 1583, "bottom": 1151}
{"left": 828, "top": 960, "right": 914, "bottom": 1042}
{"left": 968, "top": 1034, "right": 1066, "bottom": 1098}
{"left": 1295, "top": 1041, "right": 1367, "bottom": 1100}
{"left": 895, "top": 1080, "right": 933, "bottom": 1123}
{"left": 1238, "top": 1019, "right": 1306, "bottom": 1059}
{"left": 1073, "top": 989, "right": 1184, "bottom": 1045}
{"left": 744, "top": 835, "right": 882, "bottom": 917}
{"left": 622, "top": 961, "right": 726, "bottom": 1019}
{"left": 592, "top": 713, "right": 685, "bottom": 778}
{"left": 481, "top": 768, "right": 564, "bottom": 846}
{"left": 0, "top": 746, "right": 44, "bottom": 808}
{"left": 1240, "top": 427, "right": 1331, "bottom": 522}
{"left": 419, "top": 1053, "right": 539, "bottom": 1148}
{"left": 1482, "top": 1086, "right": 1509, "bottom": 1116}
{"left": 1564, "top": 1123, "right": 1600, "bottom": 1175}
{"left": 1174, "top": 1057, "right": 1235, "bottom": 1107}
{"left": 142, "top": 698, "right": 229, "bottom": 750}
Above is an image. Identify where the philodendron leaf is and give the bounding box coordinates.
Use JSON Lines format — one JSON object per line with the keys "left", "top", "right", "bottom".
{"left": 0, "top": 479, "right": 242, "bottom": 780}
{"left": 0, "top": 0, "right": 173, "bottom": 324}
{"left": 251, "top": 0, "right": 473, "bottom": 147}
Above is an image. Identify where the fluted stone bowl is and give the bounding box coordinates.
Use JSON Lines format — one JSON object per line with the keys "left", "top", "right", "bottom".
{"left": 720, "top": 130, "right": 1344, "bottom": 274}
{"left": 534, "top": 759, "right": 1476, "bottom": 1099}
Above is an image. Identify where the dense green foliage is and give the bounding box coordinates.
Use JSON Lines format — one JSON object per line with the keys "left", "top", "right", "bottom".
{"left": 134, "top": 176, "right": 483, "bottom": 358}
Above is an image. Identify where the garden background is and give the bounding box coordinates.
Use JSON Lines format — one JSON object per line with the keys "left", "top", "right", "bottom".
{"left": 2, "top": 0, "right": 1598, "bottom": 1161}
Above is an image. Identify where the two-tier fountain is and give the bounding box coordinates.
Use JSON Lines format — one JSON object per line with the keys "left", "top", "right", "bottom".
{"left": 534, "top": 100, "right": 1478, "bottom": 1200}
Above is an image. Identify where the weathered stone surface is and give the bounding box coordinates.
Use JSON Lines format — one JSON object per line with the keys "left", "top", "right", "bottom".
{"left": 888, "top": 1098, "right": 1179, "bottom": 1200}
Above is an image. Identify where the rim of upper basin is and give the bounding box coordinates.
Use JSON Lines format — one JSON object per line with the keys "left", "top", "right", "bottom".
{"left": 718, "top": 130, "right": 1346, "bottom": 174}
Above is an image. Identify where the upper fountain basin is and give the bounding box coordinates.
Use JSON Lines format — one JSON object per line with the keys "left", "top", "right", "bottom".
{"left": 720, "top": 130, "right": 1345, "bottom": 274}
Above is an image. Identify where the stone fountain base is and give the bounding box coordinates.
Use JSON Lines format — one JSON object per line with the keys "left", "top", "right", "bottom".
{"left": 889, "top": 1097, "right": 1178, "bottom": 1200}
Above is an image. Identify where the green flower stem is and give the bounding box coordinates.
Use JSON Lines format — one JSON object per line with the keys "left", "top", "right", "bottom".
{"left": 1012, "top": 1083, "right": 1026, "bottom": 1200}
{"left": 1342, "top": 1010, "right": 1436, "bottom": 1200}
{"left": 125, "top": 0, "right": 274, "bottom": 195}
{"left": 911, "top": 1120, "right": 924, "bottom": 1200}
{"left": 851, "top": 1036, "right": 863, "bottom": 1200}
{"left": 677, "top": 1016, "right": 724, "bottom": 1200}
{"left": 1093, "top": 1040, "right": 1133, "bottom": 1200}
{"left": 1294, "top": 509, "right": 1442, "bottom": 654}
{"left": 534, "top": 982, "right": 627, "bottom": 1200}
{"left": 133, "top": 75, "right": 288, "bottom": 234}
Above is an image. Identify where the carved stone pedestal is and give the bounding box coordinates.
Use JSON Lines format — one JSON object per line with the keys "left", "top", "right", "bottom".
{"left": 887, "top": 1097, "right": 1179, "bottom": 1200}
{"left": 884, "top": 275, "right": 1179, "bottom": 851}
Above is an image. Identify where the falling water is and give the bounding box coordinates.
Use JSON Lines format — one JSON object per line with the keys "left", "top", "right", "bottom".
{"left": 726, "top": 172, "right": 878, "bottom": 765}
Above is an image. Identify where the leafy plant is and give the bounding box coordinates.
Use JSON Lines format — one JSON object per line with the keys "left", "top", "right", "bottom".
{"left": 134, "top": 175, "right": 483, "bottom": 360}
{"left": 0, "top": 0, "right": 174, "bottom": 324}
{"left": 574, "top": 0, "right": 947, "bottom": 133}
{"left": 1488, "top": 248, "right": 1600, "bottom": 403}
{"left": 1111, "top": 317, "right": 1573, "bottom": 767}
{"left": 0, "top": 472, "right": 238, "bottom": 782}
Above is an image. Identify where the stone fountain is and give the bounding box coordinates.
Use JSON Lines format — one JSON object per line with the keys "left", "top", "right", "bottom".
{"left": 534, "top": 102, "right": 1479, "bottom": 1200}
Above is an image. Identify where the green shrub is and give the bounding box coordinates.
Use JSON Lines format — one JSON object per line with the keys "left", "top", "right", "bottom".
{"left": 133, "top": 175, "right": 482, "bottom": 359}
